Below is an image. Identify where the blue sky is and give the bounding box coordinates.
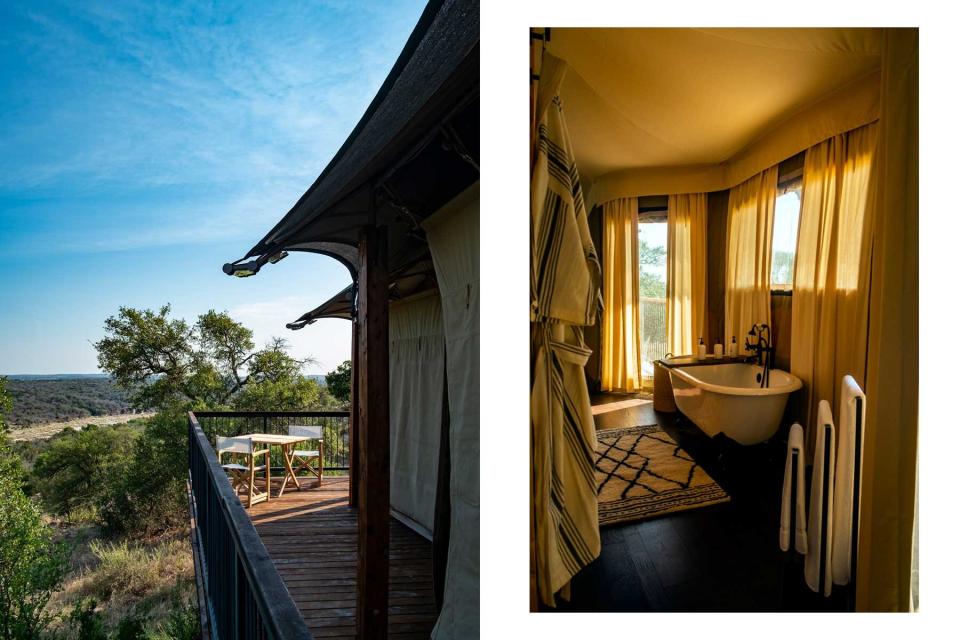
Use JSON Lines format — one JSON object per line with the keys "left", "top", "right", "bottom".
{"left": 0, "top": 0, "right": 425, "bottom": 374}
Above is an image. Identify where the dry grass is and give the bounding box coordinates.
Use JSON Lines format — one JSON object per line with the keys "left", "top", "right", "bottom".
{"left": 46, "top": 524, "right": 197, "bottom": 634}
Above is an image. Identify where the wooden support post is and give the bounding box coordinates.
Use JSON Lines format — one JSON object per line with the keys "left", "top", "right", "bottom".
{"left": 349, "top": 318, "right": 360, "bottom": 507}
{"left": 356, "top": 225, "right": 389, "bottom": 639}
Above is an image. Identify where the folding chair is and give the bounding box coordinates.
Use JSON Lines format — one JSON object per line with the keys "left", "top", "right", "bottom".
{"left": 216, "top": 435, "right": 270, "bottom": 507}
{"left": 288, "top": 425, "right": 324, "bottom": 487}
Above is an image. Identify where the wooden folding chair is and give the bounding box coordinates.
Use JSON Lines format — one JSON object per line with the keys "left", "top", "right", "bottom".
{"left": 288, "top": 425, "right": 324, "bottom": 487}
{"left": 216, "top": 436, "right": 270, "bottom": 507}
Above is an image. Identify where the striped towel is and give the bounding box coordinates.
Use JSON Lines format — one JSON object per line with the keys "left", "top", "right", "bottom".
{"left": 531, "top": 75, "right": 602, "bottom": 607}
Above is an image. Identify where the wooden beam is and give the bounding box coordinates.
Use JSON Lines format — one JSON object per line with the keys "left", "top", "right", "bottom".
{"left": 356, "top": 224, "right": 390, "bottom": 639}
{"left": 349, "top": 318, "right": 360, "bottom": 507}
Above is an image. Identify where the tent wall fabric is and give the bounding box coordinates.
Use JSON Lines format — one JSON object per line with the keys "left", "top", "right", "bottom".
{"left": 724, "top": 167, "right": 778, "bottom": 349}
{"left": 857, "top": 27, "right": 918, "bottom": 613}
{"left": 530, "top": 57, "right": 602, "bottom": 607}
{"left": 388, "top": 292, "right": 445, "bottom": 537}
{"left": 422, "top": 183, "right": 479, "bottom": 638}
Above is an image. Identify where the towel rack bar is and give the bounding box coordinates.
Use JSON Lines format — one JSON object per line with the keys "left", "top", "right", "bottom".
{"left": 849, "top": 397, "right": 863, "bottom": 611}
{"left": 819, "top": 423, "right": 832, "bottom": 597}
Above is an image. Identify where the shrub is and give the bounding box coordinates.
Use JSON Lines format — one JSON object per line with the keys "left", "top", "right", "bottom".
{"left": 0, "top": 437, "right": 71, "bottom": 640}
{"left": 148, "top": 606, "right": 199, "bottom": 640}
{"left": 32, "top": 424, "right": 138, "bottom": 516}
{"left": 99, "top": 413, "right": 187, "bottom": 536}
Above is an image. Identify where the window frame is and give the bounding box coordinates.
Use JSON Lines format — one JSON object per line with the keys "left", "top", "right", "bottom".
{"left": 770, "top": 154, "right": 804, "bottom": 294}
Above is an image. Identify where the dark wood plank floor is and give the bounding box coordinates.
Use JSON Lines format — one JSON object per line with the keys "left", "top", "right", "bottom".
{"left": 247, "top": 475, "right": 437, "bottom": 638}
{"left": 555, "top": 393, "right": 850, "bottom": 612}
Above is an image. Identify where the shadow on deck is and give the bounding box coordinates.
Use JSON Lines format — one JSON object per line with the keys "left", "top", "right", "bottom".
{"left": 246, "top": 475, "right": 437, "bottom": 639}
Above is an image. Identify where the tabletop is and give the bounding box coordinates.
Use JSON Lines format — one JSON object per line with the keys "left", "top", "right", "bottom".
{"left": 242, "top": 433, "right": 309, "bottom": 445}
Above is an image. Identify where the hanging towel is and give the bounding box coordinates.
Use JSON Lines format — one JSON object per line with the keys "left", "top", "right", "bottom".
{"left": 780, "top": 423, "right": 808, "bottom": 553}
{"left": 805, "top": 400, "right": 836, "bottom": 595}
{"left": 831, "top": 375, "right": 865, "bottom": 586}
{"left": 530, "top": 56, "right": 603, "bottom": 608}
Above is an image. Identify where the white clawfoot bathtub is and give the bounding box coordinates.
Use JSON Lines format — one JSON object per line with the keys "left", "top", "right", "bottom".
{"left": 668, "top": 363, "right": 802, "bottom": 445}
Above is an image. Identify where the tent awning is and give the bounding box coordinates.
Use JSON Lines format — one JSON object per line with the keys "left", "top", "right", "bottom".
{"left": 230, "top": 0, "right": 479, "bottom": 279}
{"left": 286, "top": 253, "right": 438, "bottom": 330}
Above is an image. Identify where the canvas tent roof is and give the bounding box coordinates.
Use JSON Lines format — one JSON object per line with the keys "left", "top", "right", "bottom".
{"left": 232, "top": 0, "right": 479, "bottom": 278}
{"left": 545, "top": 28, "right": 883, "bottom": 203}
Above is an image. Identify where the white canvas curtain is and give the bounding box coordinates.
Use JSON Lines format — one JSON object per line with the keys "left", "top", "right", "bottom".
{"left": 388, "top": 292, "right": 445, "bottom": 537}
{"left": 422, "top": 183, "right": 479, "bottom": 638}
{"left": 725, "top": 167, "right": 778, "bottom": 347}
{"left": 666, "top": 193, "right": 708, "bottom": 356}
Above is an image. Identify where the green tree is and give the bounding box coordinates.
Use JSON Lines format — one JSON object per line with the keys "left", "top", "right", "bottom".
{"left": 95, "top": 306, "right": 318, "bottom": 412}
{"left": 99, "top": 413, "right": 189, "bottom": 536}
{"left": 638, "top": 237, "right": 667, "bottom": 298}
{"left": 771, "top": 249, "right": 795, "bottom": 287}
{"left": 32, "top": 424, "right": 138, "bottom": 516}
{"left": 0, "top": 438, "right": 70, "bottom": 639}
{"left": 325, "top": 360, "right": 351, "bottom": 405}
{"left": 0, "top": 377, "right": 11, "bottom": 434}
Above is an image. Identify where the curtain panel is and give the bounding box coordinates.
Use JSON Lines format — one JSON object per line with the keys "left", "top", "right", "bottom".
{"left": 423, "top": 185, "right": 479, "bottom": 638}
{"left": 388, "top": 292, "right": 445, "bottom": 537}
{"left": 856, "top": 28, "right": 919, "bottom": 613}
{"left": 600, "top": 197, "right": 645, "bottom": 392}
{"left": 724, "top": 167, "right": 778, "bottom": 348}
{"left": 790, "top": 123, "right": 878, "bottom": 455}
{"left": 530, "top": 60, "right": 602, "bottom": 607}
{"left": 666, "top": 193, "right": 708, "bottom": 356}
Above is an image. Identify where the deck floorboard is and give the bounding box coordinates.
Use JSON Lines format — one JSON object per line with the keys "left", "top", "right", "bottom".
{"left": 247, "top": 475, "right": 437, "bottom": 639}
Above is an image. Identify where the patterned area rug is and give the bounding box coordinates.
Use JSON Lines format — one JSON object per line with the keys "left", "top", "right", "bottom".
{"left": 596, "top": 425, "right": 730, "bottom": 526}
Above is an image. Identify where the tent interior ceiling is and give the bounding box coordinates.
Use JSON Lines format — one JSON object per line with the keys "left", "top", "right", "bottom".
{"left": 547, "top": 28, "right": 882, "bottom": 182}
{"left": 242, "top": 0, "right": 479, "bottom": 277}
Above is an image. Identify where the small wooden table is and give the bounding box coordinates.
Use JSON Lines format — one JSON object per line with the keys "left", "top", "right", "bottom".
{"left": 242, "top": 433, "right": 310, "bottom": 500}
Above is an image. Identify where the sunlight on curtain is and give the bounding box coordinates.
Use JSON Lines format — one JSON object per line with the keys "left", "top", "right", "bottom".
{"left": 601, "top": 197, "right": 645, "bottom": 392}
{"left": 666, "top": 193, "right": 707, "bottom": 356}
{"left": 724, "top": 167, "right": 778, "bottom": 348}
{"left": 791, "top": 123, "right": 877, "bottom": 454}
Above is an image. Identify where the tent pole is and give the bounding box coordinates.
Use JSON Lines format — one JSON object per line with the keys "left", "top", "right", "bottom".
{"left": 350, "top": 318, "right": 360, "bottom": 507}
{"left": 356, "top": 224, "right": 390, "bottom": 639}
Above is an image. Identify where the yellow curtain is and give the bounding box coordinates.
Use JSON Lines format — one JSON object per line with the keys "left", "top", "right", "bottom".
{"left": 790, "top": 123, "right": 877, "bottom": 454}
{"left": 666, "top": 193, "right": 707, "bottom": 356}
{"left": 856, "top": 28, "right": 918, "bottom": 613}
{"left": 724, "top": 167, "right": 778, "bottom": 348}
{"left": 600, "top": 197, "right": 644, "bottom": 392}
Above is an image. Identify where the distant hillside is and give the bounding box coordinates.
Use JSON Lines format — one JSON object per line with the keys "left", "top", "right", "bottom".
{"left": 5, "top": 377, "right": 138, "bottom": 427}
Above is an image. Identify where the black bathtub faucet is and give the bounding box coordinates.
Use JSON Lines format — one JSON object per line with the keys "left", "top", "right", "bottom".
{"left": 745, "top": 323, "right": 774, "bottom": 388}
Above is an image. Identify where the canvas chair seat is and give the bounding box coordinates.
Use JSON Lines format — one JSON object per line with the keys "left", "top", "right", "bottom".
{"left": 216, "top": 435, "right": 270, "bottom": 507}
{"left": 222, "top": 462, "right": 267, "bottom": 472}
{"left": 287, "top": 425, "right": 325, "bottom": 485}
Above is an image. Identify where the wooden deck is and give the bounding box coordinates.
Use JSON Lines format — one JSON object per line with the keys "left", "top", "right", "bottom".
{"left": 246, "top": 475, "right": 438, "bottom": 639}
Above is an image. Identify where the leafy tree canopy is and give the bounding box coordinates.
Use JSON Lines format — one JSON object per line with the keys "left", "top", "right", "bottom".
{"left": 325, "top": 360, "right": 351, "bottom": 404}
{"left": 95, "top": 306, "right": 331, "bottom": 412}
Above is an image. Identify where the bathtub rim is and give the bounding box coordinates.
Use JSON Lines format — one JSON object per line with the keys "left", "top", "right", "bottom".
{"left": 669, "top": 363, "right": 803, "bottom": 397}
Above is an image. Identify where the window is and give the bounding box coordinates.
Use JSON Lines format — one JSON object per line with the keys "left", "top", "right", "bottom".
{"left": 770, "top": 187, "right": 801, "bottom": 291}
{"left": 637, "top": 217, "right": 667, "bottom": 376}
